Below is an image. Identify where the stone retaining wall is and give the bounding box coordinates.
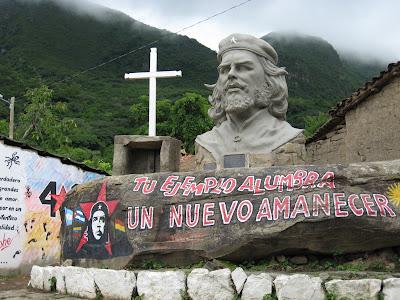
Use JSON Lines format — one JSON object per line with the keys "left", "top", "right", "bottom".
{"left": 30, "top": 265, "right": 400, "bottom": 300}
{"left": 306, "top": 124, "right": 347, "bottom": 164}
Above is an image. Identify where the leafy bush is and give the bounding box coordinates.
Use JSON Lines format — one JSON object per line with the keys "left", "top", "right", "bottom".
{"left": 304, "top": 112, "right": 329, "bottom": 137}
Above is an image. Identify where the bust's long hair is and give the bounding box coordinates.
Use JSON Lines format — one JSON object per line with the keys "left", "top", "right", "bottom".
{"left": 207, "top": 56, "right": 288, "bottom": 126}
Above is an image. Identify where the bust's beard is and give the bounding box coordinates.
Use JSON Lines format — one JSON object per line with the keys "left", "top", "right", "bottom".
{"left": 223, "top": 92, "right": 253, "bottom": 113}
{"left": 222, "top": 85, "right": 269, "bottom": 114}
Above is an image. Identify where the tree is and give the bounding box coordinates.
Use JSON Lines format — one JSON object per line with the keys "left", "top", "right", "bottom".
{"left": 0, "top": 120, "right": 8, "bottom": 136}
{"left": 303, "top": 112, "right": 329, "bottom": 137}
{"left": 130, "top": 95, "right": 149, "bottom": 135}
{"left": 130, "top": 96, "right": 174, "bottom": 136}
{"left": 18, "top": 85, "right": 76, "bottom": 151}
{"left": 129, "top": 92, "right": 213, "bottom": 153}
{"left": 172, "top": 92, "right": 213, "bottom": 153}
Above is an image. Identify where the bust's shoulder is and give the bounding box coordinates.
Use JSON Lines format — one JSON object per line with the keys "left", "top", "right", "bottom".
{"left": 196, "top": 123, "right": 228, "bottom": 141}
{"left": 196, "top": 128, "right": 216, "bottom": 141}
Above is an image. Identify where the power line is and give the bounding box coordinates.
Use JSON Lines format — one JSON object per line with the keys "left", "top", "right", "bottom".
{"left": 50, "top": 0, "right": 253, "bottom": 86}
{"left": 0, "top": 98, "right": 10, "bottom": 105}
{"left": 175, "top": 0, "right": 252, "bottom": 35}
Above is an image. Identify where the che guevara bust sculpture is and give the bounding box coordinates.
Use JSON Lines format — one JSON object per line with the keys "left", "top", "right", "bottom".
{"left": 195, "top": 33, "right": 306, "bottom": 169}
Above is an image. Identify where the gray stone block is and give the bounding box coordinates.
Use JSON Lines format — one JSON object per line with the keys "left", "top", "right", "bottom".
{"left": 64, "top": 266, "right": 96, "bottom": 299}
{"left": 29, "top": 265, "right": 44, "bottom": 290}
{"left": 241, "top": 273, "right": 273, "bottom": 300}
{"left": 137, "top": 270, "right": 186, "bottom": 300}
{"left": 187, "top": 268, "right": 234, "bottom": 300}
{"left": 90, "top": 269, "right": 136, "bottom": 300}
{"left": 325, "top": 279, "right": 382, "bottom": 300}
{"left": 383, "top": 278, "right": 400, "bottom": 300}
{"left": 231, "top": 267, "right": 247, "bottom": 294}
{"left": 274, "top": 274, "right": 324, "bottom": 300}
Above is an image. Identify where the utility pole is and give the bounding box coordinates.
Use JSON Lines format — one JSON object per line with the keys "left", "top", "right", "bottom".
{"left": 9, "top": 97, "right": 15, "bottom": 139}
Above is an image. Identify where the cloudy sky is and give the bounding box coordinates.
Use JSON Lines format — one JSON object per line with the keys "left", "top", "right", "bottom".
{"left": 83, "top": 0, "right": 399, "bottom": 62}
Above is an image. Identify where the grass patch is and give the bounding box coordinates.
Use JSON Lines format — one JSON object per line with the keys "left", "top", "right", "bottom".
{"left": 180, "top": 289, "right": 190, "bottom": 300}
{"left": 49, "top": 276, "right": 56, "bottom": 292}
{"left": 141, "top": 260, "right": 166, "bottom": 270}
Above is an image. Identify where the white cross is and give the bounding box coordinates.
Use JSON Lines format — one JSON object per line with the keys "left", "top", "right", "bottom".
{"left": 124, "top": 48, "right": 182, "bottom": 137}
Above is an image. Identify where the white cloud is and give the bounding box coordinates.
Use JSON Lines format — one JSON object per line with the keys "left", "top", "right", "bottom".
{"left": 76, "top": 0, "right": 400, "bottom": 62}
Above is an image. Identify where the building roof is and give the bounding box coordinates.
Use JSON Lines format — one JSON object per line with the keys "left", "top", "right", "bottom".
{"left": 0, "top": 135, "right": 109, "bottom": 175}
{"left": 307, "top": 61, "right": 400, "bottom": 143}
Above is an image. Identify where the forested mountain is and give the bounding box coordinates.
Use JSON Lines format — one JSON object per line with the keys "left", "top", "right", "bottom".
{"left": 0, "top": 0, "right": 386, "bottom": 168}
{"left": 262, "top": 32, "right": 385, "bottom": 126}
{"left": 0, "top": 0, "right": 218, "bottom": 165}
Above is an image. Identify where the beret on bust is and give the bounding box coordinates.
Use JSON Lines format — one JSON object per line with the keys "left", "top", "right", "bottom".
{"left": 217, "top": 33, "right": 278, "bottom": 65}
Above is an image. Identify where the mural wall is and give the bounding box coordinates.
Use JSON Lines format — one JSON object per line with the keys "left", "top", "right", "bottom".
{"left": 0, "top": 142, "right": 104, "bottom": 274}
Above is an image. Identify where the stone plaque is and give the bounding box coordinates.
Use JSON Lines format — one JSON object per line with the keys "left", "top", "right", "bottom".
{"left": 224, "top": 154, "right": 246, "bottom": 168}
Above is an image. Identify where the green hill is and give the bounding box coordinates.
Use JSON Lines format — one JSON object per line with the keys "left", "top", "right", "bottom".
{"left": 262, "top": 32, "right": 385, "bottom": 126}
{"left": 0, "top": 1, "right": 386, "bottom": 166}
{"left": 0, "top": 0, "right": 218, "bottom": 163}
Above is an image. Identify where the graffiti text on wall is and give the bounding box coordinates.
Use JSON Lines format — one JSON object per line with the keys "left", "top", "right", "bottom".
{"left": 126, "top": 171, "right": 396, "bottom": 231}
{"left": 39, "top": 182, "right": 69, "bottom": 218}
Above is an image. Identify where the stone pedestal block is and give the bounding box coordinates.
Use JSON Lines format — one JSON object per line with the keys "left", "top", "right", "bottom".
{"left": 112, "top": 135, "right": 181, "bottom": 175}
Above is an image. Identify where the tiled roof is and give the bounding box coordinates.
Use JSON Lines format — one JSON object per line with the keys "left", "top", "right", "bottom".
{"left": 307, "top": 61, "right": 400, "bottom": 143}
{"left": 0, "top": 135, "right": 109, "bottom": 175}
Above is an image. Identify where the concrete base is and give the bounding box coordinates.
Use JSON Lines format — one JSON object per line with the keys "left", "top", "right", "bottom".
{"left": 112, "top": 135, "right": 181, "bottom": 175}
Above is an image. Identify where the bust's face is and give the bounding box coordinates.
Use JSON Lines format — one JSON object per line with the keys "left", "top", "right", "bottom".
{"left": 92, "top": 210, "right": 106, "bottom": 240}
{"left": 218, "top": 50, "right": 265, "bottom": 115}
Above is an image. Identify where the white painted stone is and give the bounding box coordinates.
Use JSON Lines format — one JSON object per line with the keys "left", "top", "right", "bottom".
{"left": 274, "top": 274, "right": 324, "bottom": 300}
{"left": 231, "top": 267, "right": 247, "bottom": 294}
{"left": 241, "top": 273, "right": 273, "bottom": 300}
{"left": 137, "top": 270, "right": 186, "bottom": 300}
{"left": 90, "top": 269, "right": 136, "bottom": 300}
{"left": 325, "top": 279, "right": 382, "bottom": 300}
{"left": 29, "top": 265, "right": 44, "bottom": 290}
{"left": 187, "top": 268, "right": 234, "bottom": 300}
{"left": 42, "top": 266, "right": 55, "bottom": 291}
{"left": 64, "top": 266, "right": 96, "bottom": 299}
{"left": 53, "top": 266, "right": 66, "bottom": 294}
{"left": 383, "top": 278, "right": 400, "bottom": 300}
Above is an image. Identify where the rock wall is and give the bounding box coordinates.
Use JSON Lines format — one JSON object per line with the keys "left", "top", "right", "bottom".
{"left": 30, "top": 265, "right": 400, "bottom": 300}
{"left": 345, "top": 77, "right": 400, "bottom": 163}
{"left": 306, "top": 76, "right": 400, "bottom": 165}
{"left": 306, "top": 124, "right": 347, "bottom": 164}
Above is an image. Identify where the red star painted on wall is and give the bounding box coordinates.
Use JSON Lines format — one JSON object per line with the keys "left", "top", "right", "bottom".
{"left": 50, "top": 186, "right": 67, "bottom": 215}
{"left": 75, "top": 180, "right": 120, "bottom": 256}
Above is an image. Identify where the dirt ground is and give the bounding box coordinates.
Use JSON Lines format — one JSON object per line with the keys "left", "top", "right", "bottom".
{"left": 0, "top": 276, "right": 29, "bottom": 292}
{"left": 0, "top": 276, "right": 82, "bottom": 299}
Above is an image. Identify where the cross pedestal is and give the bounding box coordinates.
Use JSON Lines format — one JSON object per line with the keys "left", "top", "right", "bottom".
{"left": 112, "top": 135, "right": 181, "bottom": 175}
{"left": 125, "top": 48, "right": 182, "bottom": 137}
